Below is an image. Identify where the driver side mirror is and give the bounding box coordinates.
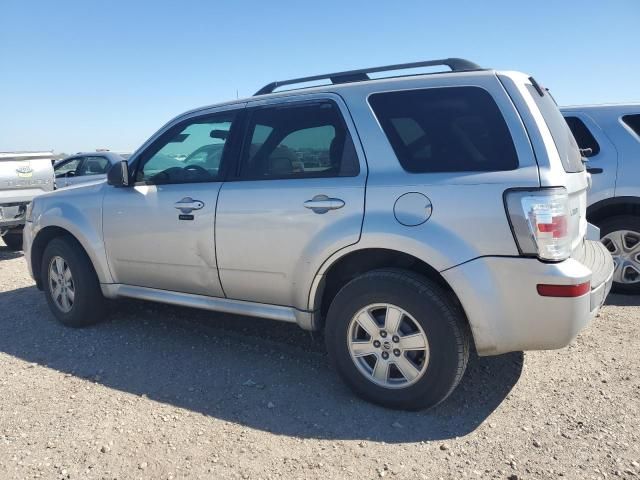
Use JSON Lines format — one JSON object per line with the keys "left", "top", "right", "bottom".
{"left": 107, "top": 159, "right": 131, "bottom": 187}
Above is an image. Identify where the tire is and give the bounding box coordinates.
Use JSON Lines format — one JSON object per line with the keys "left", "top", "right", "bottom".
{"left": 2, "top": 231, "right": 23, "bottom": 251}
{"left": 598, "top": 215, "right": 640, "bottom": 294}
{"left": 41, "top": 236, "right": 106, "bottom": 327}
{"left": 325, "top": 269, "right": 470, "bottom": 410}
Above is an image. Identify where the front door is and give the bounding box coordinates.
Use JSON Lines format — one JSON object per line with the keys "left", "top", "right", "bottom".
{"left": 215, "top": 96, "right": 367, "bottom": 308}
{"left": 102, "top": 107, "right": 242, "bottom": 297}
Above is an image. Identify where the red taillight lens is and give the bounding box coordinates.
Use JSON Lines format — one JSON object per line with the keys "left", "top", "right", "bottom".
{"left": 537, "top": 215, "right": 568, "bottom": 239}
{"left": 536, "top": 281, "right": 590, "bottom": 297}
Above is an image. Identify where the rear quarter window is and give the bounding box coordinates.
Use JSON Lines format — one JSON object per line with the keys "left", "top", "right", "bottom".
{"left": 622, "top": 114, "right": 640, "bottom": 138}
{"left": 368, "top": 86, "right": 519, "bottom": 173}
{"left": 564, "top": 116, "right": 600, "bottom": 156}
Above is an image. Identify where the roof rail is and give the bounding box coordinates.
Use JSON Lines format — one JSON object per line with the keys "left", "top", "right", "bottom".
{"left": 254, "top": 58, "right": 482, "bottom": 96}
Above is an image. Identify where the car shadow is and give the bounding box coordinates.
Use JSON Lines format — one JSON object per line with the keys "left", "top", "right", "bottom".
{"left": 0, "top": 284, "right": 523, "bottom": 443}
{"left": 0, "top": 245, "right": 23, "bottom": 260}
{"left": 605, "top": 293, "right": 640, "bottom": 307}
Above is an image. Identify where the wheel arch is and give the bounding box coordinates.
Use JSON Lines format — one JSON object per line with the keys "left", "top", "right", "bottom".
{"left": 31, "top": 225, "right": 110, "bottom": 289}
{"left": 309, "top": 247, "right": 468, "bottom": 331}
{"left": 587, "top": 196, "right": 640, "bottom": 225}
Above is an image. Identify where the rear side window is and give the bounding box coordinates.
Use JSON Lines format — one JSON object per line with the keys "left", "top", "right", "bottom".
{"left": 564, "top": 116, "right": 600, "bottom": 156}
{"left": 239, "top": 101, "right": 359, "bottom": 180}
{"left": 526, "top": 84, "right": 584, "bottom": 173}
{"left": 622, "top": 114, "right": 640, "bottom": 137}
{"left": 368, "top": 87, "right": 518, "bottom": 173}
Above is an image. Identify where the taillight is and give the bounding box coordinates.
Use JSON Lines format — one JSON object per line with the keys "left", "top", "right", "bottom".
{"left": 504, "top": 187, "right": 572, "bottom": 261}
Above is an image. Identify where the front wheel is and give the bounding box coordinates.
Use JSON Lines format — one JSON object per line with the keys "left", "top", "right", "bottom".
{"left": 1, "top": 230, "right": 23, "bottom": 251}
{"left": 325, "top": 269, "right": 470, "bottom": 410}
{"left": 599, "top": 215, "right": 640, "bottom": 294}
{"left": 41, "top": 236, "right": 106, "bottom": 327}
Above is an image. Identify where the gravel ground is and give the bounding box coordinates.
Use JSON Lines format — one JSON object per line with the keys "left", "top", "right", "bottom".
{"left": 0, "top": 238, "right": 639, "bottom": 480}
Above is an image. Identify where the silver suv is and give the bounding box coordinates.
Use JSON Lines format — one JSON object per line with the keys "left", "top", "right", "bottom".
{"left": 561, "top": 104, "right": 640, "bottom": 293}
{"left": 23, "top": 59, "right": 614, "bottom": 410}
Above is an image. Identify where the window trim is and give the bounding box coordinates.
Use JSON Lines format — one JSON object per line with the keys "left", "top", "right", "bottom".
{"left": 366, "top": 85, "right": 520, "bottom": 174}
{"left": 228, "top": 97, "right": 362, "bottom": 182}
{"left": 129, "top": 108, "right": 245, "bottom": 187}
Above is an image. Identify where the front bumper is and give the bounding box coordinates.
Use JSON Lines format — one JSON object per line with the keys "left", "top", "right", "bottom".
{"left": 443, "top": 240, "right": 614, "bottom": 356}
{"left": 0, "top": 203, "right": 27, "bottom": 229}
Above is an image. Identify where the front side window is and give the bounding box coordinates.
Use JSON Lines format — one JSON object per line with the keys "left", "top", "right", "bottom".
{"left": 55, "top": 157, "right": 82, "bottom": 177}
{"left": 622, "top": 114, "right": 640, "bottom": 138}
{"left": 137, "top": 111, "right": 237, "bottom": 184}
{"left": 564, "top": 116, "right": 600, "bottom": 157}
{"left": 369, "top": 86, "right": 519, "bottom": 173}
{"left": 77, "top": 156, "right": 110, "bottom": 176}
{"left": 238, "top": 101, "right": 359, "bottom": 180}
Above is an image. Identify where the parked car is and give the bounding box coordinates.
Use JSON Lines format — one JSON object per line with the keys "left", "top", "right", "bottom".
{"left": 24, "top": 58, "right": 613, "bottom": 410}
{"left": 0, "top": 151, "right": 55, "bottom": 251}
{"left": 561, "top": 105, "right": 640, "bottom": 293}
{"left": 54, "top": 152, "right": 130, "bottom": 189}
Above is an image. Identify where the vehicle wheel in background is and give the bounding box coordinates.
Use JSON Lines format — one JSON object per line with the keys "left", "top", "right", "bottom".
{"left": 599, "top": 215, "right": 640, "bottom": 294}
{"left": 325, "top": 269, "right": 470, "bottom": 410}
{"left": 1, "top": 230, "right": 23, "bottom": 251}
{"left": 41, "top": 236, "right": 107, "bottom": 327}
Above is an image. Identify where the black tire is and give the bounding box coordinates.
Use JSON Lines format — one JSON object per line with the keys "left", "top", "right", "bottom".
{"left": 41, "top": 236, "right": 106, "bottom": 327}
{"left": 325, "top": 269, "right": 470, "bottom": 410}
{"left": 598, "top": 215, "right": 640, "bottom": 294}
{"left": 2, "top": 231, "right": 23, "bottom": 251}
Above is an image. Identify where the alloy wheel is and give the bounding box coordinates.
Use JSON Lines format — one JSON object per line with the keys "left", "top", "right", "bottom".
{"left": 602, "top": 230, "right": 640, "bottom": 285}
{"left": 48, "top": 256, "right": 75, "bottom": 313}
{"left": 347, "top": 303, "right": 429, "bottom": 389}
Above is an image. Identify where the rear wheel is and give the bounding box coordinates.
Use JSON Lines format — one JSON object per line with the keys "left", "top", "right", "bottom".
{"left": 41, "top": 236, "right": 106, "bottom": 327}
{"left": 599, "top": 215, "right": 640, "bottom": 294}
{"left": 325, "top": 269, "right": 469, "bottom": 410}
{"left": 1, "top": 230, "right": 23, "bottom": 251}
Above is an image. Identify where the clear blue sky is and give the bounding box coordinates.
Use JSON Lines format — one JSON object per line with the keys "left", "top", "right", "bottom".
{"left": 1, "top": 0, "right": 638, "bottom": 154}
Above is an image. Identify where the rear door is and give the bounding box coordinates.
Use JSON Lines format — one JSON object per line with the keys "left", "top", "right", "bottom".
{"left": 215, "top": 94, "right": 367, "bottom": 308}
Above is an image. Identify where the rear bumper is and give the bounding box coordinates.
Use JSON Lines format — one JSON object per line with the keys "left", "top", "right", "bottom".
{"left": 443, "top": 240, "right": 613, "bottom": 356}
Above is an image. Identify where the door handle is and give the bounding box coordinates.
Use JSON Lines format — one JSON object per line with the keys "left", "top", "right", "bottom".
{"left": 304, "top": 195, "right": 345, "bottom": 214}
{"left": 587, "top": 167, "right": 603, "bottom": 174}
{"left": 174, "top": 197, "right": 205, "bottom": 213}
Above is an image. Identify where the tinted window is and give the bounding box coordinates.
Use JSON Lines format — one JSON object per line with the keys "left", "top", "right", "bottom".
{"left": 622, "top": 114, "right": 640, "bottom": 137}
{"left": 138, "top": 111, "right": 237, "bottom": 184}
{"left": 77, "top": 156, "right": 110, "bottom": 175}
{"left": 239, "top": 101, "right": 359, "bottom": 180}
{"left": 55, "top": 157, "right": 82, "bottom": 177}
{"left": 368, "top": 87, "right": 518, "bottom": 173}
{"left": 526, "top": 84, "right": 584, "bottom": 172}
{"left": 564, "top": 116, "right": 600, "bottom": 156}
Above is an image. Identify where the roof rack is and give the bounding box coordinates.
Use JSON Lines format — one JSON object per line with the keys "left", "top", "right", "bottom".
{"left": 254, "top": 58, "right": 482, "bottom": 96}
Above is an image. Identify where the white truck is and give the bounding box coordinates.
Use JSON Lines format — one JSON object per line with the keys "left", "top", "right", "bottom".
{"left": 0, "top": 151, "right": 55, "bottom": 250}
